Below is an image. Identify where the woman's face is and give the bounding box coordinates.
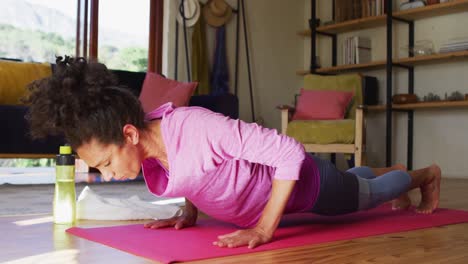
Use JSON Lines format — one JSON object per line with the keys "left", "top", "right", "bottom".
{"left": 76, "top": 137, "right": 143, "bottom": 181}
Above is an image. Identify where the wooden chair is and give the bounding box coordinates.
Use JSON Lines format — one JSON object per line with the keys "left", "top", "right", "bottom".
{"left": 278, "top": 73, "right": 365, "bottom": 167}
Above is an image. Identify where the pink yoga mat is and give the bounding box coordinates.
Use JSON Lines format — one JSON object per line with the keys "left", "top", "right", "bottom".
{"left": 67, "top": 204, "right": 468, "bottom": 263}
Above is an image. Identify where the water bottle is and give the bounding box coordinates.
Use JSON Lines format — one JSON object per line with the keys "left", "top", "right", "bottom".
{"left": 53, "top": 145, "right": 76, "bottom": 224}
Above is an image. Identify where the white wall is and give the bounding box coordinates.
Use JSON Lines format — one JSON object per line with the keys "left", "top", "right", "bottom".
{"left": 162, "top": 0, "right": 468, "bottom": 178}
{"left": 163, "top": 0, "right": 305, "bottom": 127}
{"left": 311, "top": 0, "right": 468, "bottom": 178}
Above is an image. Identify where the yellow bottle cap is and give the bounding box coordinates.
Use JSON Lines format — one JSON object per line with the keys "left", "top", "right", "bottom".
{"left": 59, "top": 146, "right": 72, "bottom": 155}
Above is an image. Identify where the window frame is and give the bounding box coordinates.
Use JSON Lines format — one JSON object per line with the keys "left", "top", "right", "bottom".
{"left": 76, "top": 0, "right": 163, "bottom": 73}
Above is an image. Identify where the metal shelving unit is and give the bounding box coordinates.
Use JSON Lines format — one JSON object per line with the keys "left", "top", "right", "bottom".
{"left": 302, "top": 0, "right": 468, "bottom": 169}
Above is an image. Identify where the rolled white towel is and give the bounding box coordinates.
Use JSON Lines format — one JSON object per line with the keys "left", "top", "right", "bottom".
{"left": 76, "top": 186, "right": 182, "bottom": 220}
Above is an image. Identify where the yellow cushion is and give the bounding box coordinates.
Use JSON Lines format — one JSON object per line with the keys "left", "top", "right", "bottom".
{"left": 286, "top": 119, "right": 355, "bottom": 144}
{"left": 303, "top": 74, "right": 362, "bottom": 119}
{"left": 0, "top": 60, "right": 52, "bottom": 105}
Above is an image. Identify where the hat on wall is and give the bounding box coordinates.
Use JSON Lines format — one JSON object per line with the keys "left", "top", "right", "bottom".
{"left": 203, "top": 0, "right": 233, "bottom": 27}
{"left": 176, "top": 0, "right": 201, "bottom": 27}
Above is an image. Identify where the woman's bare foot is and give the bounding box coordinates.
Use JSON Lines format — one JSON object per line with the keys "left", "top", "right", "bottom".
{"left": 416, "top": 164, "right": 441, "bottom": 214}
{"left": 390, "top": 164, "right": 412, "bottom": 210}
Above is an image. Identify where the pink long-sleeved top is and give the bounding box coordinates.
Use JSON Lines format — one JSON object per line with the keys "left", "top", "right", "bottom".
{"left": 142, "top": 103, "right": 320, "bottom": 228}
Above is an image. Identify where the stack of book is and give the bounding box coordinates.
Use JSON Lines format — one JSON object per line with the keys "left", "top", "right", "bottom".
{"left": 439, "top": 37, "right": 468, "bottom": 53}
{"left": 343, "top": 36, "right": 372, "bottom": 65}
{"left": 335, "top": 0, "right": 388, "bottom": 23}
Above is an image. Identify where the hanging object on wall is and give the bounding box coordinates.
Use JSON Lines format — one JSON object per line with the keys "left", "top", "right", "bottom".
{"left": 176, "top": 0, "right": 201, "bottom": 27}
{"left": 203, "top": 0, "right": 233, "bottom": 27}
{"left": 191, "top": 5, "right": 212, "bottom": 95}
{"left": 177, "top": 0, "right": 199, "bottom": 81}
{"left": 210, "top": 25, "right": 229, "bottom": 95}
{"left": 239, "top": 0, "right": 255, "bottom": 122}
{"left": 175, "top": 0, "right": 256, "bottom": 122}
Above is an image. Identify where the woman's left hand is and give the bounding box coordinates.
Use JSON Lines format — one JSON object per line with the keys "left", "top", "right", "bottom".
{"left": 213, "top": 227, "right": 272, "bottom": 249}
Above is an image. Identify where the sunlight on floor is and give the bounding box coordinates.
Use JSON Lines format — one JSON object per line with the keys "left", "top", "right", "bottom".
{"left": 13, "top": 216, "right": 53, "bottom": 226}
{"left": 3, "top": 249, "right": 79, "bottom": 264}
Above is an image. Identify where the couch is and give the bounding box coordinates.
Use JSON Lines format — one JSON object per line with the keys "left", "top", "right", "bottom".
{"left": 0, "top": 61, "right": 239, "bottom": 158}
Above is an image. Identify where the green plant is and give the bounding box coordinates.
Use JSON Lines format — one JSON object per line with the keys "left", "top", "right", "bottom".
{"left": 0, "top": 158, "right": 55, "bottom": 168}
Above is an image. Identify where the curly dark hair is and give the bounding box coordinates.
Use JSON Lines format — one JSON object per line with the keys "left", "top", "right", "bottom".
{"left": 24, "top": 56, "right": 147, "bottom": 149}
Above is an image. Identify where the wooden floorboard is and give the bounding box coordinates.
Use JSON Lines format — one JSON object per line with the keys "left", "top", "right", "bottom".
{"left": 1, "top": 178, "right": 468, "bottom": 263}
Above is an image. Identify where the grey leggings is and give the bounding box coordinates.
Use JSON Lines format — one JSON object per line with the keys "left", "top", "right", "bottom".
{"left": 310, "top": 156, "right": 412, "bottom": 215}
{"left": 348, "top": 166, "right": 412, "bottom": 210}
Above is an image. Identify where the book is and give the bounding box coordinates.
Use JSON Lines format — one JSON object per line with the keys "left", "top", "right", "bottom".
{"left": 356, "top": 36, "right": 372, "bottom": 63}
{"left": 342, "top": 36, "right": 372, "bottom": 64}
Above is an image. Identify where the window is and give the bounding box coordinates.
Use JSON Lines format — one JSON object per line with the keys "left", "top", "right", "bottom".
{"left": 0, "top": 0, "right": 77, "bottom": 63}
{"left": 98, "top": 0, "right": 149, "bottom": 71}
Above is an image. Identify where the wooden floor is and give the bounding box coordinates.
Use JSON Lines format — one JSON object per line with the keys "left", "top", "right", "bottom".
{"left": 2, "top": 178, "right": 468, "bottom": 263}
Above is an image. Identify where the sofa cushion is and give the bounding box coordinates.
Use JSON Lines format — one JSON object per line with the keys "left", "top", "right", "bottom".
{"left": 139, "top": 72, "right": 197, "bottom": 113}
{"left": 292, "top": 89, "right": 353, "bottom": 120}
{"left": 286, "top": 119, "right": 355, "bottom": 144}
{"left": 0, "top": 60, "right": 52, "bottom": 105}
{"left": 304, "top": 74, "right": 362, "bottom": 119}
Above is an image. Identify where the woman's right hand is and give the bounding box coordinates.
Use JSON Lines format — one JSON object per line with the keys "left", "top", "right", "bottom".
{"left": 144, "top": 214, "right": 197, "bottom": 230}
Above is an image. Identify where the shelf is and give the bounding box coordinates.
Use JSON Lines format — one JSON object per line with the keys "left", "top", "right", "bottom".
{"left": 296, "top": 69, "right": 311, "bottom": 76}
{"left": 366, "top": 100, "right": 468, "bottom": 111}
{"left": 296, "top": 60, "right": 387, "bottom": 75}
{"left": 395, "top": 50, "right": 468, "bottom": 66}
{"left": 300, "top": 0, "right": 468, "bottom": 168}
{"left": 298, "top": 15, "right": 387, "bottom": 36}
{"left": 395, "top": 100, "right": 468, "bottom": 109}
{"left": 297, "top": 50, "right": 468, "bottom": 75}
{"left": 365, "top": 105, "right": 387, "bottom": 111}
{"left": 297, "top": 0, "right": 468, "bottom": 37}
{"left": 393, "top": 0, "right": 468, "bottom": 21}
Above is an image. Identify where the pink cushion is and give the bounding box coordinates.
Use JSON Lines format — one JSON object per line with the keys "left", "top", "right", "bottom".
{"left": 139, "top": 72, "right": 197, "bottom": 113}
{"left": 292, "top": 89, "right": 353, "bottom": 120}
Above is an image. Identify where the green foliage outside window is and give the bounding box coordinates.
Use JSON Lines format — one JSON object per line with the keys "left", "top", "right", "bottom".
{"left": 0, "top": 23, "right": 148, "bottom": 72}
{"left": 0, "top": 159, "right": 55, "bottom": 168}
{"left": 100, "top": 45, "right": 148, "bottom": 72}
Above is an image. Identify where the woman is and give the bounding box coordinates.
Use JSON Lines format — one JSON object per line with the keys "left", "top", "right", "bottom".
{"left": 25, "top": 56, "right": 441, "bottom": 249}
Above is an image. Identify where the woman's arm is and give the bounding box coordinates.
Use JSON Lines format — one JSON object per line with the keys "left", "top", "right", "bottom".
{"left": 172, "top": 108, "right": 306, "bottom": 246}
{"left": 256, "top": 179, "right": 296, "bottom": 236}
{"left": 214, "top": 179, "right": 296, "bottom": 249}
